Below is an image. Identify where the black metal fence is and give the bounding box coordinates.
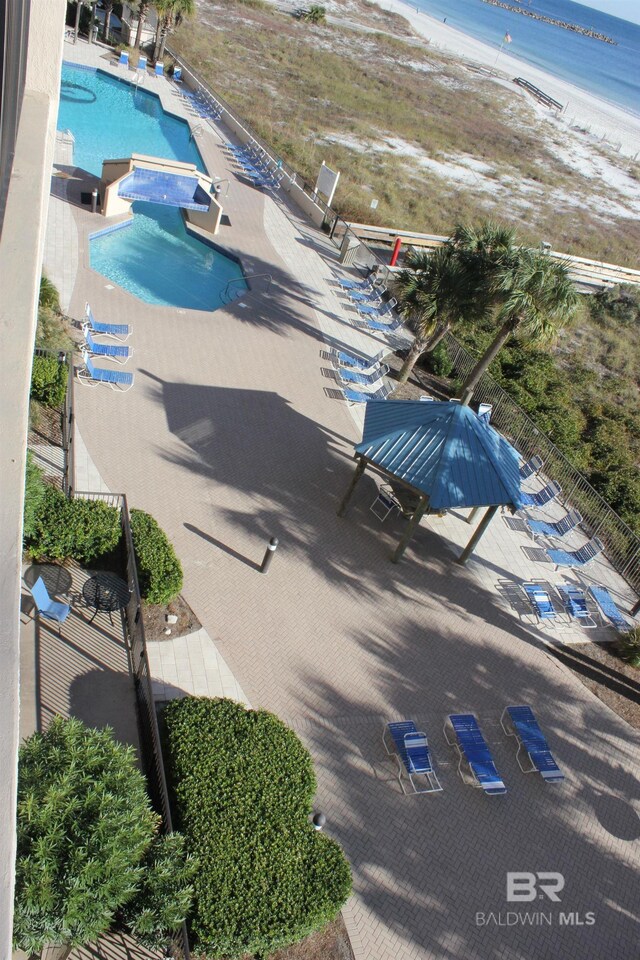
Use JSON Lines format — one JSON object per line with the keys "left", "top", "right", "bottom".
{"left": 442, "top": 333, "right": 640, "bottom": 596}
{"left": 32, "top": 347, "right": 75, "bottom": 496}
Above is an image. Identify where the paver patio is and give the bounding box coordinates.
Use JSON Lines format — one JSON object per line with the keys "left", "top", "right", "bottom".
{"left": 44, "top": 40, "right": 640, "bottom": 960}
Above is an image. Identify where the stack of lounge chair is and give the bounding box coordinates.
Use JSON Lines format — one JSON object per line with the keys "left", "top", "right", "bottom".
{"left": 77, "top": 303, "right": 135, "bottom": 392}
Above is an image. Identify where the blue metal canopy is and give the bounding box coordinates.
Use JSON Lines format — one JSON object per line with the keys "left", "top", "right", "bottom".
{"left": 355, "top": 400, "right": 523, "bottom": 511}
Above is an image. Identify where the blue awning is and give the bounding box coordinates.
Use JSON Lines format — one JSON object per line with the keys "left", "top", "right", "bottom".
{"left": 355, "top": 401, "right": 523, "bottom": 510}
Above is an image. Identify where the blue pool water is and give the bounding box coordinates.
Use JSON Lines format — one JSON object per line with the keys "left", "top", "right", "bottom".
{"left": 58, "top": 64, "right": 246, "bottom": 310}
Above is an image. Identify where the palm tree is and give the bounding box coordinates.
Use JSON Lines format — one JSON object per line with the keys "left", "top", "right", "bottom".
{"left": 102, "top": 0, "right": 114, "bottom": 41}
{"left": 393, "top": 245, "right": 472, "bottom": 384}
{"left": 132, "top": 0, "right": 150, "bottom": 50}
{"left": 153, "top": 0, "right": 194, "bottom": 63}
{"left": 459, "top": 247, "right": 579, "bottom": 405}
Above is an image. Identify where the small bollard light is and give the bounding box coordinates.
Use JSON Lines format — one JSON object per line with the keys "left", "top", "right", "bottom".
{"left": 260, "top": 536, "right": 278, "bottom": 574}
{"left": 312, "top": 812, "right": 326, "bottom": 831}
{"left": 91, "top": 188, "right": 99, "bottom": 213}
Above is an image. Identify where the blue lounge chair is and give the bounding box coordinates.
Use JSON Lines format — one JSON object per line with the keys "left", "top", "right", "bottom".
{"left": 520, "top": 480, "right": 561, "bottom": 509}
{"left": 360, "top": 313, "right": 404, "bottom": 334}
{"left": 77, "top": 349, "right": 134, "bottom": 391}
{"left": 342, "top": 383, "right": 393, "bottom": 404}
{"left": 520, "top": 455, "right": 544, "bottom": 480}
{"left": 337, "top": 275, "right": 373, "bottom": 291}
{"left": 154, "top": 62, "right": 164, "bottom": 78}
{"left": 522, "top": 582, "right": 562, "bottom": 624}
{"left": 357, "top": 297, "right": 397, "bottom": 319}
{"left": 137, "top": 55, "right": 147, "bottom": 73}
{"left": 383, "top": 721, "right": 442, "bottom": 794}
{"left": 338, "top": 364, "right": 389, "bottom": 388}
{"left": 85, "top": 302, "right": 132, "bottom": 341}
{"left": 330, "top": 347, "right": 387, "bottom": 371}
{"left": 501, "top": 706, "right": 565, "bottom": 783}
{"left": 82, "top": 324, "right": 132, "bottom": 364}
{"left": 118, "top": 51, "right": 129, "bottom": 68}
{"left": 173, "top": 66, "right": 182, "bottom": 83}
{"left": 29, "top": 576, "right": 71, "bottom": 634}
{"left": 525, "top": 508, "right": 582, "bottom": 542}
{"left": 588, "top": 585, "right": 632, "bottom": 632}
{"left": 348, "top": 284, "right": 384, "bottom": 303}
{"left": 555, "top": 583, "right": 597, "bottom": 627}
{"left": 444, "top": 714, "right": 506, "bottom": 795}
{"left": 546, "top": 537, "right": 603, "bottom": 570}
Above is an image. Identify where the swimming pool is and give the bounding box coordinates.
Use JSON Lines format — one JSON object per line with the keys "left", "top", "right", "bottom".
{"left": 58, "top": 63, "right": 247, "bottom": 310}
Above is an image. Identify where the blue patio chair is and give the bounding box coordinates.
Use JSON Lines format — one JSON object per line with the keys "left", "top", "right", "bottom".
{"left": 520, "top": 455, "right": 544, "bottom": 480}
{"left": 546, "top": 537, "right": 604, "bottom": 570}
{"left": 477, "top": 402, "right": 492, "bottom": 425}
{"left": 525, "top": 508, "right": 582, "bottom": 542}
{"left": 85, "top": 302, "right": 132, "bottom": 341}
{"left": 383, "top": 721, "right": 442, "bottom": 794}
{"left": 137, "top": 55, "right": 147, "bottom": 73}
{"left": 118, "top": 51, "right": 129, "bottom": 68}
{"left": 501, "top": 706, "right": 565, "bottom": 783}
{"left": 444, "top": 714, "right": 506, "bottom": 795}
{"left": 77, "top": 349, "right": 134, "bottom": 392}
{"left": 370, "top": 484, "right": 401, "bottom": 521}
{"left": 82, "top": 324, "right": 132, "bottom": 364}
{"left": 154, "top": 62, "right": 164, "bottom": 78}
{"left": 29, "top": 576, "right": 71, "bottom": 634}
{"left": 520, "top": 480, "right": 562, "bottom": 509}
{"left": 360, "top": 313, "right": 404, "bottom": 334}
{"left": 173, "top": 66, "right": 182, "bottom": 83}
{"left": 349, "top": 284, "right": 384, "bottom": 304}
{"left": 341, "top": 383, "right": 393, "bottom": 404}
{"left": 587, "top": 585, "right": 632, "bottom": 632}
{"left": 337, "top": 275, "right": 373, "bottom": 292}
{"left": 338, "top": 364, "right": 389, "bottom": 388}
{"left": 555, "top": 583, "right": 597, "bottom": 627}
{"left": 330, "top": 347, "right": 386, "bottom": 371}
{"left": 522, "top": 582, "right": 562, "bottom": 624}
{"left": 357, "top": 297, "right": 397, "bottom": 319}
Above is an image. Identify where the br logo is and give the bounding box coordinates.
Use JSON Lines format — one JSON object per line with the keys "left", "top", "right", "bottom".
{"left": 507, "top": 872, "right": 565, "bottom": 902}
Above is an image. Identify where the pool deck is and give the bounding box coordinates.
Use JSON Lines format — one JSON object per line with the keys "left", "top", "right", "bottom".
{"left": 45, "top": 39, "right": 640, "bottom": 960}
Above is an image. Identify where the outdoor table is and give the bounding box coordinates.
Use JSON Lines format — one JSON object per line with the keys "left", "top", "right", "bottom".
{"left": 82, "top": 572, "right": 131, "bottom": 624}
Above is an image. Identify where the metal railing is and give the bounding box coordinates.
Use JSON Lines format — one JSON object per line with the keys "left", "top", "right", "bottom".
{"left": 72, "top": 490, "right": 191, "bottom": 958}
{"left": 32, "top": 347, "right": 75, "bottom": 496}
{"left": 442, "top": 332, "right": 640, "bottom": 596}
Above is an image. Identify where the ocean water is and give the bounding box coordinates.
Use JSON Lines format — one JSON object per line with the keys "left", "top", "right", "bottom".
{"left": 414, "top": 0, "right": 640, "bottom": 115}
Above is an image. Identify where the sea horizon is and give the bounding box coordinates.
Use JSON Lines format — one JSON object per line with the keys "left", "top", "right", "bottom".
{"left": 413, "top": 0, "right": 640, "bottom": 117}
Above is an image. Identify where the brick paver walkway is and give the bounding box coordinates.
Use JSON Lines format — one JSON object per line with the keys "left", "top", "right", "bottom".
{"left": 46, "top": 40, "right": 640, "bottom": 960}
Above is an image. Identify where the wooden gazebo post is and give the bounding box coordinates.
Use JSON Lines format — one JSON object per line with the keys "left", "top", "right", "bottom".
{"left": 457, "top": 505, "right": 498, "bottom": 565}
{"left": 337, "top": 457, "right": 367, "bottom": 517}
{"left": 391, "top": 495, "right": 429, "bottom": 564}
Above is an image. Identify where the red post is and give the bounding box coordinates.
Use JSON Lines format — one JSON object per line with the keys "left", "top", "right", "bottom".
{"left": 390, "top": 236, "right": 402, "bottom": 267}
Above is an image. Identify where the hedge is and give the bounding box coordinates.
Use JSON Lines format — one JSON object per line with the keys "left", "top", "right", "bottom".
{"left": 23, "top": 453, "right": 46, "bottom": 541}
{"left": 26, "top": 486, "right": 121, "bottom": 563}
{"left": 165, "top": 698, "right": 352, "bottom": 959}
{"left": 129, "top": 509, "right": 183, "bottom": 605}
{"left": 30, "top": 354, "right": 67, "bottom": 408}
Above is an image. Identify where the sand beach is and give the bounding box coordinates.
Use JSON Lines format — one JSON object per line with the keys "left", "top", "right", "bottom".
{"left": 383, "top": 0, "right": 640, "bottom": 157}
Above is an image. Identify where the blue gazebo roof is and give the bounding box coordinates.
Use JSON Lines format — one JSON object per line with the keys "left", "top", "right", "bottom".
{"left": 355, "top": 401, "right": 523, "bottom": 511}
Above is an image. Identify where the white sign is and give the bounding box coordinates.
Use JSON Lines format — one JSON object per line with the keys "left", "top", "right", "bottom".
{"left": 315, "top": 162, "right": 340, "bottom": 206}
{"left": 370, "top": 198, "right": 379, "bottom": 209}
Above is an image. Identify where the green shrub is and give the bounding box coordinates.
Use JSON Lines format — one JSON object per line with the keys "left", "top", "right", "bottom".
{"left": 120, "top": 833, "right": 194, "bottom": 950}
{"left": 30, "top": 354, "right": 68, "bottom": 408}
{"left": 129, "top": 509, "right": 183, "bottom": 605}
{"left": 23, "top": 453, "right": 46, "bottom": 541}
{"left": 165, "top": 698, "right": 352, "bottom": 959}
{"left": 618, "top": 626, "right": 640, "bottom": 668}
{"left": 13, "top": 716, "right": 159, "bottom": 954}
{"left": 300, "top": 4, "right": 326, "bottom": 23}
{"left": 36, "top": 306, "right": 74, "bottom": 354}
{"left": 421, "top": 341, "right": 453, "bottom": 378}
{"left": 27, "top": 486, "right": 121, "bottom": 563}
{"left": 39, "top": 275, "right": 60, "bottom": 312}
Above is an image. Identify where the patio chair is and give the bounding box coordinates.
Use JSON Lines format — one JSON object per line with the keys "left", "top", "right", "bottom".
{"left": 525, "top": 508, "right": 582, "bottom": 542}
{"left": 338, "top": 364, "right": 389, "bottom": 388}
{"left": 520, "top": 455, "right": 544, "bottom": 480}
{"left": 522, "top": 582, "right": 562, "bottom": 625}
{"left": 77, "top": 349, "right": 134, "bottom": 392}
{"left": 85, "top": 302, "right": 132, "bottom": 341}
{"left": 555, "top": 583, "right": 597, "bottom": 627}
{"left": 173, "top": 66, "right": 182, "bottom": 83}
{"left": 137, "top": 55, "right": 147, "bottom": 73}
{"left": 477, "top": 402, "right": 492, "bottom": 425}
{"left": 337, "top": 275, "right": 373, "bottom": 292}
{"left": 500, "top": 706, "right": 565, "bottom": 783}
{"left": 341, "top": 383, "right": 393, "bottom": 404}
{"left": 82, "top": 324, "right": 132, "bottom": 364}
{"left": 520, "top": 480, "right": 561, "bottom": 509}
{"left": 118, "top": 51, "right": 129, "bottom": 68}
{"left": 383, "top": 721, "right": 442, "bottom": 794}
{"left": 587, "top": 585, "right": 632, "bottom": 632}
{"left": 360, "top": 313, "right": 404, "bottom": 334}
{"left": 348, "top": 284, "right": 384, "bottom": 304}
{"left": 329, "top": 347, "right": 387, "bottom": 371}
{"left": 357, "top": 297, "right": 397, "bottom": 319}
{"left": 444, "top": 714, "right": 506, "bottom": 795}
{"left": 154, "top": 62, "right": 164, "bottom": 78}
{"left": 370, "top": 484, "right": 401, "bottom": 522}
{"left": 28, "top": 576, "right": 70, "bottom": 635}
{"left": 546, "top": 537, "right": 604, "bottom": 570}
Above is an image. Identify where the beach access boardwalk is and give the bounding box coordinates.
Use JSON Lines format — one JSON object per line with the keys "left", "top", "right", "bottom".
{"left": 46, "top": 40, "right": 640, "bottom": 960}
